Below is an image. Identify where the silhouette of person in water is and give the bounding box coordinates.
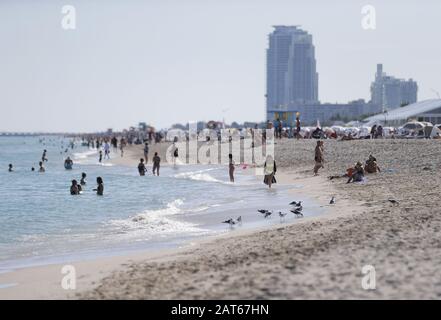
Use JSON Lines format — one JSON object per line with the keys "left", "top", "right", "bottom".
{"left": 93, "top": 177, "right": 104, "bottom": 196}
{"left": 152, "top": 152, "right": 161, "bottom": 176}
{"left": 80, "top": 172, "right": 87, "bottom": 186}
{"left": 70, "top": 180, "right": 80, "bottom": 195}
{"left": 8, "top": 164, "right": 13, "bottom": 172}
{"left": 138, "top": 158, "right": 146, "bottom": 176}
{"left": 39, "top": 161, "right": 45, "bottom": 172}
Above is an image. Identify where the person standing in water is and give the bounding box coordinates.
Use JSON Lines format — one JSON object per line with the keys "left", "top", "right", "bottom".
{"left": 39, "top": 161, "right": 45, "bottom": 172}
{"left": 172, "top": 143, "right": 179, "bottom": 166}
{"left": 99, "top": 150, "right": 103, "bottom": 163}
{"left": 228, "top": 153, "right": 235, "bottom": 182}
{"left": 80, "top": 172, "right": 87, "bottom": 186}
{"left": 143, "top": 142, "right": 149, "bottom": 163}
{"left": 104, "top": 142, "right": 111, "bottom": 160}
{"left": 8, "top": 164, "right": 13, "bottom": 172}
{"left": 263, "top": 155, "right": 277, "bottom": 188}
{"left": 93, "top": 177, "right": 104, "bottom": 195}
{"left": 70, "top": 180, "right": 80, "bottom": 195}
{"left": 313, "top": 140, "right": 324, "bottom": 176}
{"left": 152, "top": 152, "right": 161, "bottom": 176}
{"left": 138, "top": 158, "right": 146, "bottom": 176}
{"left": 42, "top": 149, "right": 48, "bottom": 162}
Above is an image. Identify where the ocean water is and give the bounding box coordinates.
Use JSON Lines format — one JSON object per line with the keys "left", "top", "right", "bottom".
{"left": 0, "top": 136, "right": 324, "bottom": 270}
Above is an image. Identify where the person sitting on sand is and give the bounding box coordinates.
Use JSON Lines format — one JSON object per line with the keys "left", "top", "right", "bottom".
{"left": 365, "top": 155, "right": 381, "bottom": 173}
{"left": 347, "top": 162, "right": 365, "bottom": 183}
{"left": 8, "top": 164, "right": 13, "bottom": 172}
{"left": 38, "top": 161, "right": 45, "bottom": 172}
{"left": 80, "top": 172, "right": 87, "bottom": 185}
{"left": 70, "top": 180, "right": 80, "bottom": 195}
{"left": 138, "top": 158, "right": 146, "bottom": 176}
{"left": 341, "top": 133, "right": 354, "bottom": 141}
{"left": 93, "top": 177, "right": 104, "bottom": 196}
{"left": 152, "top": 152, "right": 161, "bottom": 176}
{"left": 263, "top": 155, "right": 277, "bottom": 188}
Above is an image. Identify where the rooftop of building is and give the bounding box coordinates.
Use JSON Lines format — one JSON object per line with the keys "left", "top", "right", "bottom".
{"left": 364, "top": 99, "right": 441, "bottom": 122}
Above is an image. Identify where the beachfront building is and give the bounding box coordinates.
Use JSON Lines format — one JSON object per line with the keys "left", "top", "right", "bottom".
{"left": 266, "top": 26, "right": 319, "bottom": 115}
{"left": 370, "top": 64, "right": 418, "bottom": 111}
{"left": 267, "top": 99, "right": 381, "bottom": 127}
{"left": 364, "top": 99, "right": 441, "bottom": 126}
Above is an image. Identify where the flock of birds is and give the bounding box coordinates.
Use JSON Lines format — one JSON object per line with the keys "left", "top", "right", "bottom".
{"left": 222, "top": 196, "right": 337, "bottom": 227}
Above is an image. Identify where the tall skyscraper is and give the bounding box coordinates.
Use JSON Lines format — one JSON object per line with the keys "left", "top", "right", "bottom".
{"left": 266, "top": 26, "right": 319, "bottom": 115}
{"left": 370, "top": 64, "right": 418, "bottom": 111}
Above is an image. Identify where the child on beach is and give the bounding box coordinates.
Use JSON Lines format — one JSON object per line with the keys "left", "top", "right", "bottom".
{"left": 93, "top": 177, "right": 104, "bottom": 196}
{"left": 263, "top": 155, "right": 277, "bottom": 188}
{"left": 152, "top": 152, "right": 160, "bottom": 176}
{"left": 80, "top": 172, "right": 87, "bottom": 186}
{"left": 138, "top": 158, "right": 146, "bottom": 176}
{"left": 228, "top": 153, "right": 235, "bottom": 183}
{"left": 364, "top": 155, "right": 381, "bottom": 173}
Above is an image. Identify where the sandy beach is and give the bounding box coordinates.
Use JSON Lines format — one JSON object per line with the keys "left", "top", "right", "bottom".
{"left": 1, "top": 139, "right": 441, "bottom": 299}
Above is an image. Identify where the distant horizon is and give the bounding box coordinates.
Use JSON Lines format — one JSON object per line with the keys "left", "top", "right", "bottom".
{"left": 1, "top": 0, "right": 440, "bottom": 132}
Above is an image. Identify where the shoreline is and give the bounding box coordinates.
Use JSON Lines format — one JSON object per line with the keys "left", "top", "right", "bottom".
{"left": 0, "top": 165, "right": 346, "bottom": 299}
{"left": 1, "top": 139, "right": 440, "bottom": 299}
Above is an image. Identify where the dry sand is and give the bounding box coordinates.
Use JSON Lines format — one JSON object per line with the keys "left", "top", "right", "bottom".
{"left": 82, "top": 139, "right": 441, "bottom": 299}
{"left": 1, "top": 139, "right": 440, "bottom": 299}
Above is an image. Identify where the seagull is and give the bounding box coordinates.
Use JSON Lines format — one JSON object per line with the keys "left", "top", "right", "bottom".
{"left": 290, "top": 201, "right": 302, "bottom": 207}
{"left": 290, "top": 209, "right": 303, "bottom": 218}
{"left": 264, "top": 211, "right": 273, "bottom": 218}
{"left": 222, "top": 218, "right": 236, "bottom": 227}
{"left": 278, "top": 211, "right": 288, "bottom": 221}
{"left": 329, "top": 196, "right": 336, "bottom": 204}
{"left": 388, "top": 199, "right": 399, "bottom": 205}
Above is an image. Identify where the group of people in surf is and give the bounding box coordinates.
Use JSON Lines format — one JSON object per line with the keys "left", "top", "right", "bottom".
{"left": 70, "top": 172, "right": 104, "bottom": 196}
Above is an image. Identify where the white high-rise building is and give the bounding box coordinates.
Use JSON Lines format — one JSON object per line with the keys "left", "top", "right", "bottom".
{"left": 370, "top": 64, "right": 418, "bottom": 111}
{"left": 266, "top": 26, "right": 319, "bottom": 117}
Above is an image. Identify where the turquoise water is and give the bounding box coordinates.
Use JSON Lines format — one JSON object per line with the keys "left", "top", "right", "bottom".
{"left": 0, "top": 136, "right": 323, "bottom": 269}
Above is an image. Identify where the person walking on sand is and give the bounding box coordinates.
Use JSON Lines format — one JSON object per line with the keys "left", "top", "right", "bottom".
{"left": 143, "top": 142, "right": 149, "bottom": 163}
{"left": 313, "top": 141, "right": 324, "bottom": 176}
{"left": 296, "top": 116, "right": 301, "bottom": 140}
{"left": 93, "top": 177, "right": 104, "bottom": 195}
{"left": 152, "top": 152, "right": 161, "bottom": 176}
{"left": 263, "top": 155, "right": 277, "bottom": 188}
{"left": 228, "top": 153, "right": 235, "bottom": 183}
{"left": 138, "top": 158, "right": 146, "bottom": 176}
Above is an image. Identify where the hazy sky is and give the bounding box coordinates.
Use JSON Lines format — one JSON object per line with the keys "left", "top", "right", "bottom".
{"left": 1, "top": 0, "right": 440, "bottom": 132}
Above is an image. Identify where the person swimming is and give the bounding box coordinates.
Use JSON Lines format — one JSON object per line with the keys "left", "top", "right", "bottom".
{"left": 80, "top": 172, "right": 87, "bottom": 185}
{"left": 138, "top": 158, "right": 146, "bottom": 176}
{"left": 8, "top": 164, "right": 13, "bottom": 172}
{"left": 39, "top": 161, "right": 45, "bottom": 172}
{"left": 70, "top": 180, "right": 80, "bottom": 195}
{"left": 31, "top": 167, "right": 35, "bottom": 171}
{"left": 64, "top": 157, "right": 73, "bottom": 170}
{"left": 93, "top": 177, "right": 104, "bottom": 196}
